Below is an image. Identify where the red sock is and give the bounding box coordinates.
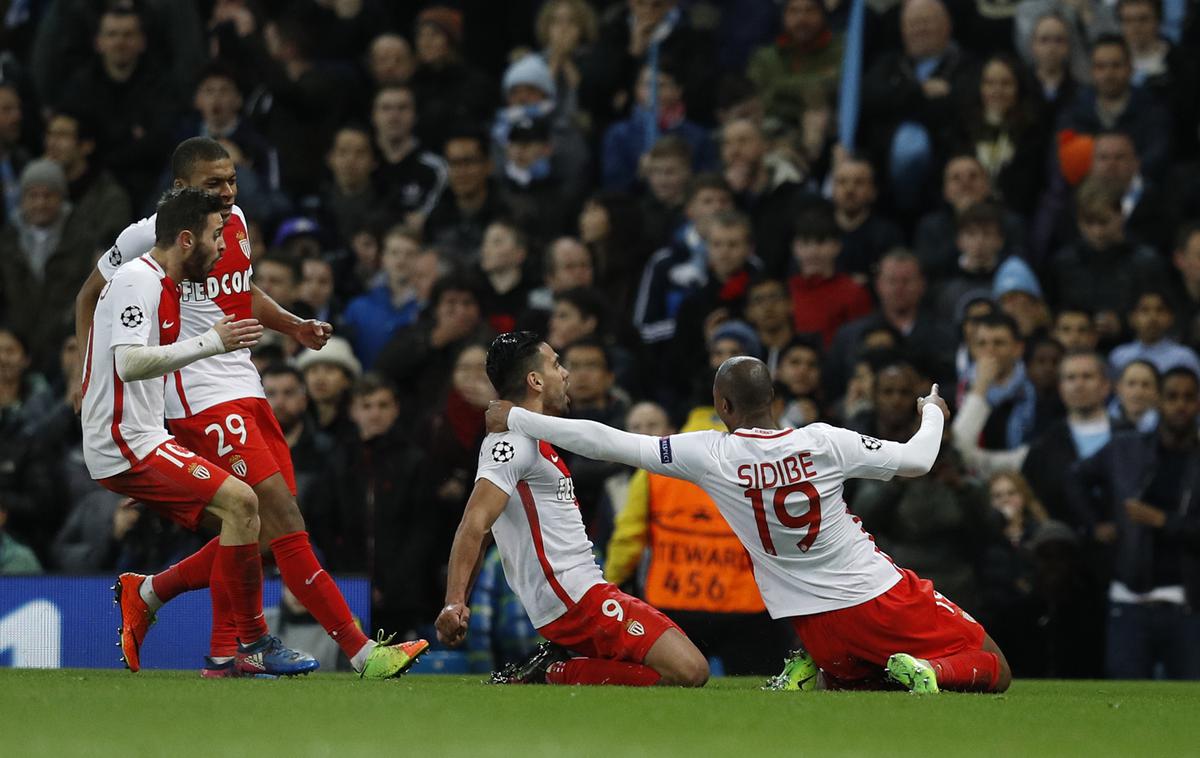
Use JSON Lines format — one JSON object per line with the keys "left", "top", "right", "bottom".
{"left": 270, "top": 531, "right": 369, "bottom": 658}
{"left": 928, "top": 650, "right": 1001, "bottom": 692}
{"left": 152, "top": 538, "right": 219, "bottom": 601}
{"left": 545, "top": 659, "right": 661, "bottom": 686}
{"left": 209, "top": 581, "right": 238, "bottom": 658}
{"left": 212, "top": 543, "right": 268, "bottom": 646}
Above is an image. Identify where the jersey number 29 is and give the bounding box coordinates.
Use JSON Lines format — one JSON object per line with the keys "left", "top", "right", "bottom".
{"left": 204, "top": 414, "right": 247, "bottom": 456}
{"left": 744, "top": 483, "right": 821, "bottom": 556}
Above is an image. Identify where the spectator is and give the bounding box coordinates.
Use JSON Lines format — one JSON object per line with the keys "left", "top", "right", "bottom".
{"left": 1022, "top": 11, "right": 1079, "bottom": 123}
{"left": 339, "top": 374, "right": 435, "bottom": 638}
{"left": 261, "top": 364, "right": 335, "bottom": 532}
{"left": 1015, "top": 1, "right": 1115, "bottom": 89}
{"left": 547, "top": 287, "right": 607, "bottom": 352}
{"left": 961, "top": 53, "right": 1051, "bottom": 216}
{"left": 633, "top": 174, "right": 733, "bottom": 345}
{"left": 296, "top": 336, "right": 361, "bottom": 442}
{"left": 829, "top": 156, "right": 904, "bottom": 281}
{"left": 0, "top": 499, "right": 43, "bottom": 574}
{"left": 1058, "top": 34, "right": 1170, "bottom": 181}
{"left": 498, "top": 115, "right": 586, "bottom": 245}
{"left": 993, "top": 256, "right": 1050, "bottom": 339}
{"left": 1110, "top": 290, "right": 1200, "bottom": 376}
{"left": 1053, "top": 307, "right": 1099, "bottom": 352}
{"left": 1026, "top": 334, "right": 1067, "bottom": 426}
{"left": 56, "top": 6, "right": 179, "bottom": 207}
{"left": 477, "top": 220, "right": 534, "bottom": 335}
{"left": 424, "top": 129, "right": 507, "bottom": 263}
{"left": 638, "top": 136, "right": 693, "bottom": 251}
{"left": 562, "top": 338, "right": 629, "bottom": 529}
{"left": 41, "top": 109, "right": 131, "bottom": 250}
{"left": 577, "top": 191, "right": 652, "bottom": 314}
{"left": 366, "top": 33, "right": 415, "bottom": 89}
{"left": 747, "top": 0, "right": 842, "bottom": 125}
{"left": 773, "top": 336, "right": 824, "bottom": 428}
{"left": 0, "top": 160, "right": 105, "bottom": 371}
{"left": 743, "top": 278, "right": 797, "bottom": 372}
{"left": 342, "top": 226, "right": 422, "bottom": 369}
{"left": 719, "top": 118, "right": 815, "bottom": 277}
{"left": 1110, "top": 359, "right": 1161, "bottom": 432}
{"left": 914, "top": 154, "right": 1026, "bottom": 278}
{"left": 50, "top": 490, "right": 130, "bottom": 573}
{"left": 521, "top": 236, "right": 594, "bottom": 334}
{"left": 959, "top": 312, "right": 1040, "bottom": 452}
{"left": 933, "top": 202, "right": 1008, "bottom": 325}
{"left": 408, "top": 5, "right": 496, "bottom": 148}
{"left": 254, "top": 254, "right": 300, "bottom": 313}
{"left": 318, "top": 125, "right": 385, "bottom": 248}
{"left": 989, "top": 471, "right": 1050, "bottom": 547}
{"left": 376, "top": 273, "right": 493, "bottom": 414}
{"left": 787, "top": 206, "right": 873, "bottom": 348}
{"left": 297, "top": 257, "right": 338, "bottom": 324}
{"left": 0, "top": 82, "right": 30, "bottom": 222}
{"left": 371, "top": 84, "right": 447, "bottom": 228}
{"left": 533, "top": 0, "right": 604, "bottom": 125}
{"left": 602, "top": 61, "right": 716, "bottom": 192}
{"left": 1170, "top": 222, "right": 1200, "bottom": 329}
{"left": 1086, "top": 130, "right": 1175, "bottom": 254}
{"left": 1068, "top": 367, "right": 1200, "bottom": 679}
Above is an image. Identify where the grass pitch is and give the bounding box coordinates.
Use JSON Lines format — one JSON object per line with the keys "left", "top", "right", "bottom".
{"left": 2, "top": 670, "right": 1198, "bottom": 757}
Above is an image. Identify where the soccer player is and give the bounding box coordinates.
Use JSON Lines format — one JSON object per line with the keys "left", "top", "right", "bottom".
{"left": 435, "top": 332, "right": 710, "bottom": 687}
{"left": 485, "top": 354, "right": 1013, "bottom": 694}
{"left": 82, "top": 187, "right": 316, "bottom": 676}
{"left": 75, "top": 137, "right": 426, "bottom": 679}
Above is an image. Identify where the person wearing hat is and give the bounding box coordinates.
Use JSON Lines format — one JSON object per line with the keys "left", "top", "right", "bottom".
{"left": 297, "top": 335, "right": 361, "bottom": 442}
{"left": 0, "top": 158, "right": 105, "bottom": 370}
{"left": 497, "top": 112, "right": 585, "bottom": 245}
{"left": 409, "top": 5, "right": 495, "bottom": 149}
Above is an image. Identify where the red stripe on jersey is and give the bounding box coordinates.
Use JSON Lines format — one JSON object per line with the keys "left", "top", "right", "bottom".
{"left": 172, "top": 370, "right": 193, "bottom": 416}
{"left": 733, "top": 428, "right": 794, "bottom": 439}
{"left": 109, "top": 368, "right": 138, "bottom": 467}
{"left": 538, "top": 441, "right": 573, "bottom": 477}
{"left": 81, "top": 323, "right": 95, "bottom": 398}
{"left": 517, "top": 480, "right": 575, "bottom": 610}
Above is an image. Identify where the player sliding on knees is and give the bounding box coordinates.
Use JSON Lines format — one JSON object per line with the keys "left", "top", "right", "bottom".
{"left": 486, "top": 348, "right": 1012, "bottom": 694}
{"left": 77, "top": 137, "right": 426, "bottom": 679}
{"left": 82, "top": 188, "right": 316, "bottom": 676}
{"left": 436, "top": 332, "right": 710, "bottom": 687}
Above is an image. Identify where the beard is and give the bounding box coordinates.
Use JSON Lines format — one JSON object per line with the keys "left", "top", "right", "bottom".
{"left": 183, "top": 242, "right": 217, "bottom": 283}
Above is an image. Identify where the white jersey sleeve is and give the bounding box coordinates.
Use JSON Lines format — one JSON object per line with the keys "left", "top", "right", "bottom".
{"left": 475, "top": 432, "right": 537, "bottom": 495}
{"left": 105, "top": 274, "right": 158, "bottom": 349}
{"left": 814, "top": 424, "right": 904, "bottom": 482}
{"left": 99, "top": 216, "right": 156, "bottom": 280}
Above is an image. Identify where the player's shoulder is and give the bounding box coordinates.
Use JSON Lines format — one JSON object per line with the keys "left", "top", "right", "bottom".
{"left": 229, "top": 204, "right": 248, "bottom": 229}
{"left": 479, "top": 430, "right": 537, "bottom": 468}
{"left": 108, "top": 215, "right": 155, "bottom": 267}
{"left": 110, "top": 256, "right": 160, "bottom": 286}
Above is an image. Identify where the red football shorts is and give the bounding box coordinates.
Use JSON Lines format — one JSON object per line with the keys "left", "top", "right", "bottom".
{"left": 98, "top": 440, "right": 229, "bottom": 530}
{"left": 790, "top": 568, "right": 986, "bottom": 684}
{"left": 168, "top": 398, "right": 296, "bottom": 495}
{"left": 538, "top": 583, "right": 682, "bottom": 664}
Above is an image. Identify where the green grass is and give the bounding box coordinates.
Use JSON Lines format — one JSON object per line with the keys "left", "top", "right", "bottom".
{"left": 2, "top": 671, "right": 1198, "bottom": 757}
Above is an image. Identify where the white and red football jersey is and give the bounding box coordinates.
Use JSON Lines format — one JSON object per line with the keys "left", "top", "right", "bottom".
{"left": 81, "top": 256, "right": 182, "bottom": 478}
{"left": 475, "top": 431, "right": 605, "bottom": 628}
{"left": 99, "top": 205, "right": 261, "bottom": 418}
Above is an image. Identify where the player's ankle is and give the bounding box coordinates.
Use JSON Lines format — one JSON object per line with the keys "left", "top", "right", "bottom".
{"left": 139, "top": 575, "right": 164, "bottom": 612}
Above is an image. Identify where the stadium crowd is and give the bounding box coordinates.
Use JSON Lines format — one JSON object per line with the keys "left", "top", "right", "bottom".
{"left": 1, "top": 0, "right": 1199, "bottom": 680}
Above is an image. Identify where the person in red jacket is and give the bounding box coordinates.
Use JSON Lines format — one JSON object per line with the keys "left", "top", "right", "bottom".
{"left": 787, "top": 206, "right": 874, "bottom": 347}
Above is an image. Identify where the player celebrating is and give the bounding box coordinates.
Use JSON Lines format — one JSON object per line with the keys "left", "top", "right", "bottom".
{"left": 435, "top": 332, "right": 710, "bottom": 687}
{"left": 83, "top": 187, "right": 317, "bottom": 676}
{"left": 76, "top": 137, "right": 426, "bottom": 678}
{"left": 486, "top": 354, "right": 1012, "bottom": 694}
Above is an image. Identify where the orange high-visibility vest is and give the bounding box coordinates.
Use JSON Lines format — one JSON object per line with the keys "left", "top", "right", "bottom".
{"left": 643, "top": 473, "right": 765, "bottom": 613}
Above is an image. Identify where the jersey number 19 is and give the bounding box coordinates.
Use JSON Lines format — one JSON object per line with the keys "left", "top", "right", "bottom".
{"left": 744, "top": 483, "right": 822, "bottom": 556}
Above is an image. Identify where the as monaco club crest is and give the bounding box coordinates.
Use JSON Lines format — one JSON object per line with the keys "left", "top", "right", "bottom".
{"left": 188, "top": 462, "right": 211, "bottom": 480}
{"left": 237, "top": 232, "right": 251, "bottom": 259}
{"left": 229, "top": 454, "right": 248, "bottom": 478}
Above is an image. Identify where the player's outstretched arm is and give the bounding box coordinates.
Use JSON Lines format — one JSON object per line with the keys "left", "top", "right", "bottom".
{"left": 438, "top": 479, "right": 508, "bottom": 647}
{"left": 894, "top": 384, "right": 949, "bottom": 477}
{"left": 114, "top": 315, "right": 263, "bottom": 382}
{"left": 250, "top": 283, "right": 332, "bottom": 350}
{"left": 74, "top": 269, "right": 107, "bottom": 367}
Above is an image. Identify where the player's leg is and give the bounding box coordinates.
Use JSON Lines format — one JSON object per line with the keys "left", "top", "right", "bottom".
{"left": 638, "top": 628, "right": 710, "bottom": 686}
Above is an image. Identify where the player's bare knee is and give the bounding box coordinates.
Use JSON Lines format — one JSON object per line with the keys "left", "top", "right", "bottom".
{"left": 215, "top": 480, "right": 259, "bottom": 525}
{"left": 661, "top": 653, "right": 709, "bottom": 687}
{"left": 994, "top": 657, "right": 1012, "bottom": 692}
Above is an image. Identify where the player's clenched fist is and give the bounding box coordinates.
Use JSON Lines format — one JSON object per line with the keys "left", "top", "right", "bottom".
{"left": 213, "top": 314, "right": 263, "bottom": 352}
{"left": 293, "top": 319, "right": 333, "bottom": 350}
{"left": 486, "top": 400, "right": 515, "bottom": 433}
{"left": 436, "top": 603, "right": 471, "bottom": 646}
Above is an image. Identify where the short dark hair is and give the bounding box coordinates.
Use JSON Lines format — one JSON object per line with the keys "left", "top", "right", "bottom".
{"left": 195, "top": 60, "right": 242, "bottom": 93}
{"left": 49, "top": 108, "right": 97, "bottom": 144}
{"left": 554, "top": 287, "right": 607, "bottom": 331}
{"left": 1131, "top": 287, "right": 1174, "bottom": 313}
{"left": 257, "top": 254, "right": 301, "bottom": 283}
{"left": 170, "top": 137, "right": 230, "bottom": 182}
{"left": 1120, "top": 358, "right": 1161, "bottom": 388}
{"left": 1117, "top": 0, "right": 1161, "bottom": 19}
{"left": 646, "top": 134, "right": 691, "bottom": 164}
{"left": 793, "top": 204, "right": 839, "bottom": 242}
{"left": 956, "top": 201, "right": 1005, "bottom": 233}
{"left": 352, "top": 372, "right": 399, "bottom": 400}
{"left": 563, "top": 336, "right": 611, "bottom": 371}
{"left": 1162, "top": 365, "right": 1200, "bottom": 390}
{"left": 154, "top": 187, "right": 225, "bottom": 247}
{"left": 684, "top": 172, "right": 731, "bottom": 205}
{"left": 1091, "top": 33, "right": 1131, "bottom": 60}
{"left": 975, "top": 312, "right": 1022, "bottom": 340}
{"left": 261, "top": 363, "right": 304, "bottom": 385}
{"left": 486, "top": 331, "right": 545, "bottom": 400}
{"left": 431, "top": 271, "right": 482, "bottom": 309}
{"left": 781, "top": 333, "right": 823, "bottom": 359}
{"left": 441, "top": 127, "right": 489, "bottom": 157}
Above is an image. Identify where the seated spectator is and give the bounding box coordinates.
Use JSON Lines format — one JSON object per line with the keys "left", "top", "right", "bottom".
{"left": 342, "top": 226, "right": 422, "bottom": 369}
{"left": 1049, "top": 178, "right": 1169, "bottom": 343}
{"left": 493, "top": 53, "right": 589, "bottom": 191}
{"left": 993, "top": 256, "right": 1050, "bottom": 338}
{"left": 933, "top": 202, "right": 1008, "bottom": 325}
{"left": 408, "top": 6, "right": 496, "bottom": 149}
{"left": 1058, "top": 34, "right": 1170, "bottom": 180}
{"left": 829, "top": 156, "right": 904, "bottom": 281}
{"left": 367, "top": 33, "right": 415, "bottom": 89}
{"left": 297, "top": 257, "right": 338, "bottom": 326}
{"left": 773, "top": 336, "right": 824, "bottom": 428}
{"left": 1111, "top": 290, "right": 1200, "bottom": 376}
{"left": 521, "top": 236, "right": 593, "bottom": 334}
{"left": 254, "top": 253, "right": 301, "bottom": 314}
{"left": 989, "top": 471, "right": 1050, "bottom": 547}
{"left": 297, "top": 336, "right": 361, "bottom": 443}
{"left": 787, "top": 206, "right": 873, "bottom": 348}
{"left": 743, "top": 278, "right": 797, "bottom": 372}
{"left": 424, "top": 129, "right": 507, "bottom": 264}
{"left": 375, "top": 273, "right": 493, "bottom": 414}
{"left": 548, "top": 287, "right": 608, "bottom": 353}
{"left": 318, "top": 125, "right": 386, "bottom": 248}
{"left": 746, "top": 0, "right": 842, "bottom": 125}
{"left": 1085, "top": 131, "right": 1174, "bottom": 253}
{"left": 602, "top": 61, "right": 716, "bottom": 192}
{"left": 0, "top": 160, "right": 105, "bottom": 371}
{"left": 638, "top": 136, "right": 692, "bottom": 251}
{"left": 1022, "top": 10, "right": 1080, "bottom": 123}
{"left": 1109, "top": 358, "right": 1161, "bottom": 432}
{"left": 498, "top": 115, "right": 585, "bottom": 245}
{"left": 42, "top": 109, "right": 131, "bottom": 248}
{"left": 1052, "top": 306, "right": 1100, "bottom": 352}
{"left": 847, "top": 358, "right": 925, "bottom": 442}
{"left": 372, "top": 84, "right": 447, "bottom": 228}
{"left": 56, "top": 5, "right": 179, "bottom": 207}
{"left": 914, "top": 155, "right": 1026, "bottom": 278}
{"left": 0, "top": 498, "right": 42, "bottom": 574}
{"left": 961, "top": 53, "right": 1051, "bottom": 216}
{"left": 476, "top": 220, "right": 534, "bottom": 335}
{"left": 633, "top": 174, "right": 733, "bottom": 345}
{"left": 958, "top": 313, "right": 1039, "bottom": 451}
{"left": 1025, "top": 334, "right": 1067, "bottom": 428}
